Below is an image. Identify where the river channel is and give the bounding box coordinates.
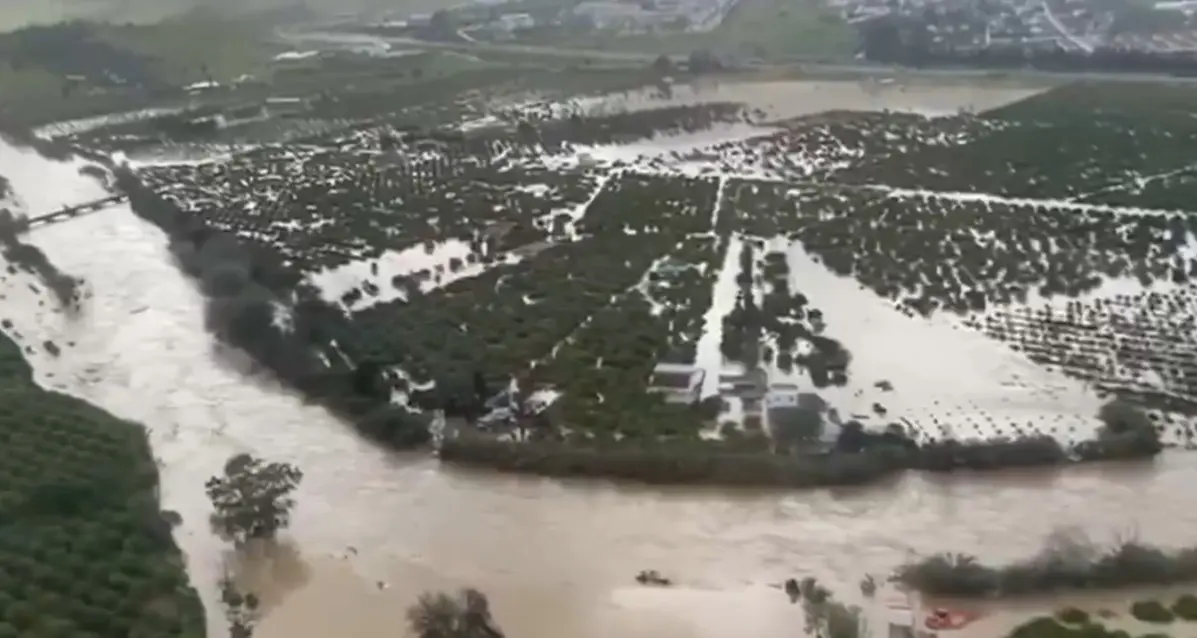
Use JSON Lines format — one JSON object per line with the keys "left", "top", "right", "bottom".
{"left": 2, "top": 92, "right": 1197, "bottom": 637}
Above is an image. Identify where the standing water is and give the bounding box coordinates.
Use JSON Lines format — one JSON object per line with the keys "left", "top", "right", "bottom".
{"left": 2, "top": 134, "right": 1197, "bottom": 638}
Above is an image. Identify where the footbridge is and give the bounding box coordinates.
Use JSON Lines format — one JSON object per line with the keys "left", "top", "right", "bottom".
{"left": 26, "top": 194, "right": 128, "bottom": 228}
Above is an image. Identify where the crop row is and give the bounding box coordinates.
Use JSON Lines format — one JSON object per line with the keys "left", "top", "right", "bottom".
{"left": 968, "top": 289, "right": 1197, "bottom": 422}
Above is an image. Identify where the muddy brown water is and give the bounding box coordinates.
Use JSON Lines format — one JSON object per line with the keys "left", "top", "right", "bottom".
{"left": 1, "top": 82, "right": 1195, "bottom": 638}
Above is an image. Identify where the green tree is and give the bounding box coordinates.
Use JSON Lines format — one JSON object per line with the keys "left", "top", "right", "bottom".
{"left": 1097, "top": 398, "right": 1153, "bottom": 437}
{"left": 407, "top": 588, "right": 504, "bottom": 638}
{"left": 795, "top": 578, "right": 862, "bottom": 638}
{"left": 205, "top": 453, "right": 303, "bottom": 545}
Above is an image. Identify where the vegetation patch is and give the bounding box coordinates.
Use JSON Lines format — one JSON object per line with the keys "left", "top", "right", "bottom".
{"left": 1056, "top": 607, "right": 1090, "bottom": 625}
{"left": 1007, "top": 616, "right": 1128, "bottom": 638}
{"left": 0, "top": 16, "right": 279, "bottom": 127}
{"left": 836, "top": 83, "right": 1197, "bottom": 201}
{"left": 0, "top": 208, "right": 83, "bottom": 308}
{"left": 896, "top": 532, "right": 1197, "bottom": 598}
{"left": 1131, "top": 600, "right": 1176, "bottom": 624}
{"left": 0, "top": 329, "right": 205, "bottom": 637}
{"left": 1171, "top": 593, "right": 1197, "bottom": 621}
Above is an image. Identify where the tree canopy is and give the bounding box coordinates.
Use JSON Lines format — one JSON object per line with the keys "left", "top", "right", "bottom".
{"left": 205, "top": 453, "right": 303, "bottom": 545}
{"left": 407, "top": 588, "right": 505, "bottom": 638}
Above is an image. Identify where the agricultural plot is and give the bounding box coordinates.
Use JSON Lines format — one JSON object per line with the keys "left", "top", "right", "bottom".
{"left": 714, "top": 111, "right": 996, "bottom": 182}
{"left": 116, "top": 78, "right": 1197, "bottom": 473}
{"left": 140, "top": 138, "right": 600, "bottom": 278}
{"left": 836, "top": 83, "right": 1197, "bottom": 201}
{"left": 0, "top": 331, "right": 204, "bottom": 638}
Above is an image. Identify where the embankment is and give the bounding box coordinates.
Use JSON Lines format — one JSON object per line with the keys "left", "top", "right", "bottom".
{"left": 438, "top": 424, "right": 1161, "bottom": 488}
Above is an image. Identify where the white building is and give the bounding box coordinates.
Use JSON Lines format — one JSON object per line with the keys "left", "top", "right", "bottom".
{"left": 649, "top": 362, "right": 705, "bottom": 404}
{"left": 497, "top": 12, "right": 535, "bottom": 29}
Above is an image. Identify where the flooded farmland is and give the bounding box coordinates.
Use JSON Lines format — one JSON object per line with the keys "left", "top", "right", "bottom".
{"left": 2, "top": 78, "right": 1196, "bottom": 638}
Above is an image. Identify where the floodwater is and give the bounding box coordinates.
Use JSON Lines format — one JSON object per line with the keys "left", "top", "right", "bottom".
{"left": 546, "top": 77, "right": 1046, "bottom": 121}
{"left": 1, "top": 80, "right": 1195, "bottom": 638}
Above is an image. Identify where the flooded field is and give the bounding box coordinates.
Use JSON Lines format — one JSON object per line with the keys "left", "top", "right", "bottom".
{"left": 3, "top": 78, "right": 1197, "bottom": 638}
{"left": 566, "top": 78, "right": 1047, "bottom": 120}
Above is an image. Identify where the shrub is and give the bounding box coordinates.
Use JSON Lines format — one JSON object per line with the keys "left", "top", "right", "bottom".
{"left": 1091, "top": 398, "right": 1162, "bottom": 458}
{"left": 1056, "top": 607, "right": 1089, "bottom": 625}
{"left": 1171, "top": 593, "right": 1197, "bottom": 621}
{"left": 1130, "top": 600, "right": 1174, "bottom": 624}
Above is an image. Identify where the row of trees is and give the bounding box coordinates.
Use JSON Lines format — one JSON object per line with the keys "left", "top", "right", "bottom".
{"left": 895, "top": 528, "right": 1197, "bottom": 598}
{"left": 439, "top": 398, "right": 1160, "bottom": 486}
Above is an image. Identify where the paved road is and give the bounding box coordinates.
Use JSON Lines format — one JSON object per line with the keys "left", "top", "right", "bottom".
{"left": 282, "top": 29, "right": 1197, "bottom": 85}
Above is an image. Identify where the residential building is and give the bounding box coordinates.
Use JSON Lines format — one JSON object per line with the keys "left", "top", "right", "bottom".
{"left": 497, "top": 12, "right": 535, "bottom": 29}
{"left": 649, "top": 362, "right": 705, "bottom": 404}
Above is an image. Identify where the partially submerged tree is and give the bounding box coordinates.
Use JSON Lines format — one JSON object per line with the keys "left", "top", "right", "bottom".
{"left": 407, "top": 587, "right": 504, "bottom": 638}
{"left": 206, "top": 453, "right": 304, "bottom": 545}
{"left": 219, "top": 572, "right": 261, "bottom": 638}
{"left": 793, "top": 577, "right": 862, "bottom": 638}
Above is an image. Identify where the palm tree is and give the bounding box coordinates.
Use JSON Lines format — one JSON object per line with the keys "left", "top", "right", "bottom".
{"left": 407, "top": 588, "right": 504, "bottom": 638}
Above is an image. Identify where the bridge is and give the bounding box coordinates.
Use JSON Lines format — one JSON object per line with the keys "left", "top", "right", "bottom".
{"left": 26, "top": 194, "right": 128, "bottom": 228}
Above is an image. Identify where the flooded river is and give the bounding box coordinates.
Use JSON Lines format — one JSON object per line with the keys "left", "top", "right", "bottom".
{"left": 2, "top": 83, "right": 1196, "bottom": 638}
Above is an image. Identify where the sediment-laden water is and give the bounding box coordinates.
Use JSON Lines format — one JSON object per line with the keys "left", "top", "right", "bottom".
{"left": 2, "top": 81, "right": 1196, "bottom": 638}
